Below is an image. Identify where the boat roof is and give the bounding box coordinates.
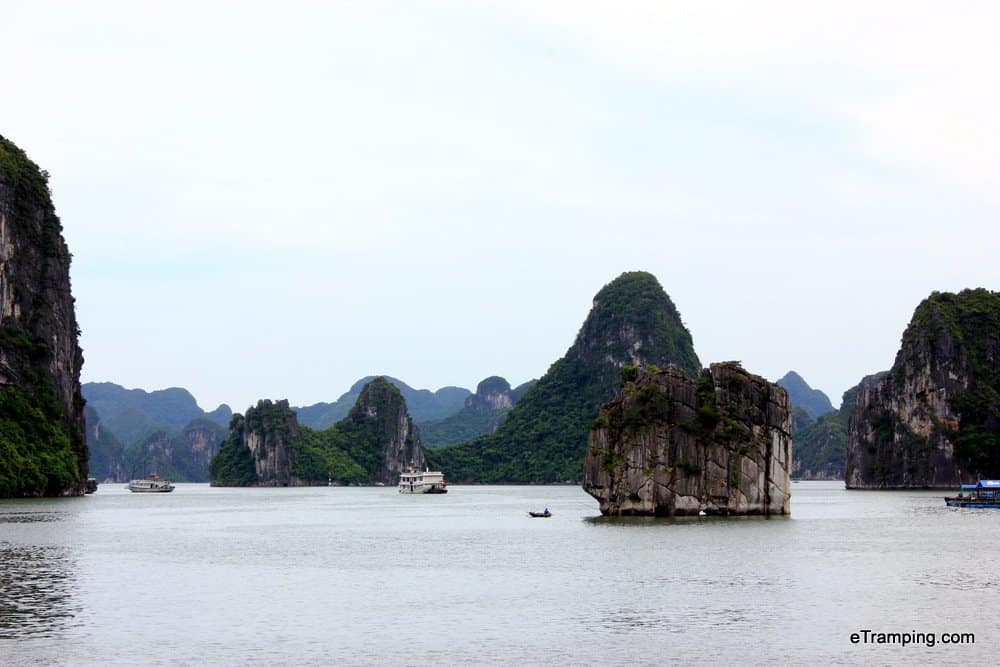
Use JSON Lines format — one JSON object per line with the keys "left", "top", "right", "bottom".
{"left": 976, "top": 480, "right": 1000, "bottom": 488}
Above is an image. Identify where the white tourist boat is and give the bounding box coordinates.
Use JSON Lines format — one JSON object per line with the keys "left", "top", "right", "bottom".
{"left": 127, "top": 474, "right": 175, "bottom": 493}
{"left": 398, "top": 468, "right": 448, "bottom": 494}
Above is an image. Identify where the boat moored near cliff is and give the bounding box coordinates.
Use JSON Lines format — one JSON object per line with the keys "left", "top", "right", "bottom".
{"left": 398, "top": 468, "right": 448, "bottom": 494}
{"left": 128, "top": 474, "right": 175, "bottom": 493}
{"left": 945, "top": 480, "right": 1000, "bottom": 508}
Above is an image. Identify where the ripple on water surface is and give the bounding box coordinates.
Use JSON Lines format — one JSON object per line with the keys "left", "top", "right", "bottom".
{"left": 0, "top": 541, "right": 80, "bottom": 639}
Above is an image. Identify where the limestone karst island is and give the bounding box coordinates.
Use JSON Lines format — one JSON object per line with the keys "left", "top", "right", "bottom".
{"left": 0, "top": 135, "right": 86, "bottom": 497}
{"left": 2, "top": 133, "right": 1000, "bottom": 510}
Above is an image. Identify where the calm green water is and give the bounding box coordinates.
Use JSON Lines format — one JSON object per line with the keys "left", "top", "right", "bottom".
{"left": 1, "top": 482, "right": 996, "bottom": 666}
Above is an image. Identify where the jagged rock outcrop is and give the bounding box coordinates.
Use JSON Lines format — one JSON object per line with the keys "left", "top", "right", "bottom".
{"left": 846, "top": 289, "right": 1000, "bottom": 488}
{"left": 347, "top": 377, "right": 425, "bottom": 483}
{"left": 430, "top": 271, "right": 702, "bottom": 483}
{"left": 0, "top": 135, "right": 86, "bottom": 497}
{"left": 583, "top": 363, "right": 791, "bottom": 516}
{"left": 465, "top": 376, "right": 514, "bottom": 412}
{"left": 240, "top": 399, "right": 299, "bottom": 486}
{"left": 210, "top": 378, "right": 425, "bottom": 486}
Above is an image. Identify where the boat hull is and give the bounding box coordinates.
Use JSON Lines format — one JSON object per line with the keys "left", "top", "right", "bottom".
{"left": 398, "top": 485, "right": 447, "bottom": 494}
{"left": 945, "top": 498, "right": 1000, "bottom": 508}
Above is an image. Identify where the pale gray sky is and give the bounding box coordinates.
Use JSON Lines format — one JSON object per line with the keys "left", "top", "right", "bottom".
{"left": 5, "top": 1, "right": 999, "bottom": 412}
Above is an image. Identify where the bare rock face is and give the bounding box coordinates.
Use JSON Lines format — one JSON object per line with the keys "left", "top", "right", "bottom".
{"left": 464, "top": 376, "right": 514, "bottom": 412}
{"left": 583, "top": 363, "right": 791, "bottom": 516}
{"left": 845, "top": 289, "right": 1000, "bottom": 488}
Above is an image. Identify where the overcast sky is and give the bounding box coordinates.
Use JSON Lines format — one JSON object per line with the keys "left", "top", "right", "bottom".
{"left": 5, "top": 1, "right": 998, "bottom": 412}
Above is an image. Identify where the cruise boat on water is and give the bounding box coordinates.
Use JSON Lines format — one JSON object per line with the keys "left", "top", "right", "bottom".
{"left": 945, "top": 479, "right": 1000, "bottom": 508}
{"left": 398, "top": 468, "right": 448, "bottom": 494}
{"left": 127, "top": 474, "right": 175, "bottom": 493}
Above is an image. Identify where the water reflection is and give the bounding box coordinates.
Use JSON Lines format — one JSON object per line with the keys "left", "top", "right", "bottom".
{"left": 582, "top": 513, "right": 790, "bottom": 526}
{"left": 0, "top": 511, "right": 62, "bottom": 524}
{"left": 0, "top": 541, "right": 79, "bottom": 639}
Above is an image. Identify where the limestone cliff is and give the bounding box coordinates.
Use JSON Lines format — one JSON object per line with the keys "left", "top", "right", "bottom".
{"left": 344, "top": 377, "right": 425, "bottom": 484}
{"left": 0, "top": 135, "right": 86, "bottom": 497}
{"left": 227, "top": 399, "right": 299, "bottom": 486}
{"left": 465, "top": 376, "right": 514, "bottom": 412}
{"left": 846, "top": 289, "right": 1000, "bottom": 488}
{"left": 210, "top": 378, "right": 425, "bottom": 486}
{"left": 583, "top": 363, "right": 791, "bottom": 516}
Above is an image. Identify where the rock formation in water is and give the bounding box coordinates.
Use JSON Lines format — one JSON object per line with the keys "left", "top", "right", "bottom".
{"left": 583, "top": 363, "right": 791, "bottom": 516}
{"left": 846, "top": 289, "right": 1000, "bottom": 488}
{"left": 348, "top": 376, "right": 426, "bottom": 484}
{"left": 210, "top": 378, "right": 426, "bottom": 486}
{"left": 212, "top": 399, "right": 299, "bottom": 486}
{"left": 430, "top": 271, "right": 702, "bottom": 483}
{"left": 0, "top": 135, "right": 86, "bottom": 497}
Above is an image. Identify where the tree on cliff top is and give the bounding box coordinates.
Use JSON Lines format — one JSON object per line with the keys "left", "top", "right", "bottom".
{"left": 428, "top": 271, "right": 701, "bottom": 483}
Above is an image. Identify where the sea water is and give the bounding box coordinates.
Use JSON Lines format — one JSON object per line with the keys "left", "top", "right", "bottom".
{"left": 1, "top": 482, "right": 995, "bottom": 666}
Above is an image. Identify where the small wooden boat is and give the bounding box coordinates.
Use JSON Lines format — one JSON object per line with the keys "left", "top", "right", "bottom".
{"left": 945, "top": 480, "right": 1000, "bottom": 508}
{"left": 528, "top": 510, "right": 552, "bottom": 518}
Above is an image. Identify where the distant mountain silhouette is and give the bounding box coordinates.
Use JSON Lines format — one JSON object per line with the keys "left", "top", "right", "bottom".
{"left": 776, "top": 371, "right": 835, "bottom": 419}
{"left": 294, "top": 376, "right": 470, "bottom": 428}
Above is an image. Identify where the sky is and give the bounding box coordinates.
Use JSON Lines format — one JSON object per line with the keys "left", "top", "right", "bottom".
{"left": 4, "top": 1, "right": 999, "bottom": 412}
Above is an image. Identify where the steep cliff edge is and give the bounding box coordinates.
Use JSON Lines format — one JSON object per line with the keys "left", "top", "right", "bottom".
{"left": 343, "top": 376, "right": 425, "bottom": 484}
{"left": 583, "top": 363, "right": 791, "bottom": 516}
{"left": 846, "top": 289, "right": 1000, "bottom": 488}
{"left": 0, "top": 135, "right": 85, "bottom": 497}
{"left": 210, "top": 378, "right": 425, "bottom": 486}
{"left": 430, "top": 271, "right": 701, "bottom": 483}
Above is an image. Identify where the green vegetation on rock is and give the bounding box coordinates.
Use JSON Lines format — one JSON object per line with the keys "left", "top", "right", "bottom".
{"left": 428, "top": 271, "right": 701, "bottom": 483}
{"left": 211, "top": 378, "right": 423, "bottom": 486}
{"left": 906, "top": 289, "right": 1000, "bottom": 475}
{"left": 0, "top": 136, "right": 85, "bottom": 497}
{"left": 209, "top": 415, "right": 258, "bottom": 486}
